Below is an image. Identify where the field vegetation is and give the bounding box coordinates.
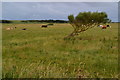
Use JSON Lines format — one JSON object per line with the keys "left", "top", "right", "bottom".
{"left": 2, "top": 23, "right": 118, "bottom": 78}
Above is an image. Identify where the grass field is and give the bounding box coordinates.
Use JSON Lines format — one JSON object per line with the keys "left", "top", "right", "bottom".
{"left": 2, "top": 23, "right": 118, "bottom": 78}
{"left": 0, "top": 23, "right": 2, "bottom": 79}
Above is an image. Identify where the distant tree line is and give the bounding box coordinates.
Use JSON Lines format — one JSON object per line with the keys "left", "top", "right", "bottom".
{"left": 21, "top": 20, "right": 68, "bottom": 23}
{"left": 0, "top": 20, "right": 13, "bottom": 23}
{"left": 0, "top": 20, "right": 68, "bottom": 23}
{"left": 0, "top": 20, "right": 117, "bottom": 24}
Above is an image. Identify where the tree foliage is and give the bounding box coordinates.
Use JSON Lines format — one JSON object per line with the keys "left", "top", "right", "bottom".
{"left": 65, "top": 11, "right": 111, "bottom": 39}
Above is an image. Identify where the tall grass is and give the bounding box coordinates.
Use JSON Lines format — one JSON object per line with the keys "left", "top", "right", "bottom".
{"left": 0, "top": 23, "right": 2, "bottom": 79}
{"left": 2, "top": 23, "right": 118, "bottom": 78}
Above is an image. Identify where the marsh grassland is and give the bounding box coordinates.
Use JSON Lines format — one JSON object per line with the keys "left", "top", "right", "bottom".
{"left": 2, "top": 23, "right": 118, "bottom": 78}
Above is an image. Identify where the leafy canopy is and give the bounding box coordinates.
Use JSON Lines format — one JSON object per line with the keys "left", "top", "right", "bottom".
{"left": 68, "top": 12, "right": 110, "bottom": 25}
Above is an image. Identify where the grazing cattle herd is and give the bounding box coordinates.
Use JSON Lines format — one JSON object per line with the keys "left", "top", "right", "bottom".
{"left": 5, "top": 24, "right": 111, "bottom": 31}
{"left": 6, "top": 27, "right": 27, "bottom": 30}
{"left": 5, "top": 24, "right": 49, "bottom": 30}
{"left": 98, "top": 24, "right": 111, "bottom": 29}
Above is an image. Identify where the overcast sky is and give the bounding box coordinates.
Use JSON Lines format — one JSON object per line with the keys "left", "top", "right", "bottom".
{"left": 1, "top": 0, "right": 119, "bottom": 2}
{"left": 2, "top": 2, "right": 118, "bottom": 22}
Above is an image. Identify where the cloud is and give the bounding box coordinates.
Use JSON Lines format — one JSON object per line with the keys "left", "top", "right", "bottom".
{"left": 2, "top": 2, "right": 118, "bottom": 22}
{"left": 2, "top": 0, "right": 119, "bottom": 2}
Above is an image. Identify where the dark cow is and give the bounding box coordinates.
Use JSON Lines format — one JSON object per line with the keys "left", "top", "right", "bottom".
{"left": 22, "top": 28, "right": 27, "bottom": 30}
{"left": 41, "top": 25, "right": 48, "bottom": 28}
{"left": 106, "top": 25, "right": 111, "bottom": 28}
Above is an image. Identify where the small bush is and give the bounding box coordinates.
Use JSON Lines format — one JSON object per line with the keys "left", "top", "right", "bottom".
{"left": 48, "top": 23, "right": 54, "bottom": 25}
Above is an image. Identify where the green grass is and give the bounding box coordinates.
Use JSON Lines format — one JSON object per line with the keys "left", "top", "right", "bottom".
{"left": 0, "top": 23, "right": 2, "bottom": 79}
{"left": 2, "top": 23, "right": 118, "bottom": 78}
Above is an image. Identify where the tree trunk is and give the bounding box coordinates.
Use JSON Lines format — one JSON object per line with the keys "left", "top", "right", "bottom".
{"left": 64, "top": 30, "right": 79, "bottom": 39}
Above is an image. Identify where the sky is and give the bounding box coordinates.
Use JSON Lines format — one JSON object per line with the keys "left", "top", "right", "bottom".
{"left": 1, "top": 0, "right": 120, "bottom": 2}
{"left": 2, "top": 2, "right": 118, "bottom": 22}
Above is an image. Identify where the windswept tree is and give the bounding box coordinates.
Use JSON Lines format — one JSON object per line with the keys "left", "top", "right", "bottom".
{"left": 64, "top": 12, "right": 111, "bottom": 39}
